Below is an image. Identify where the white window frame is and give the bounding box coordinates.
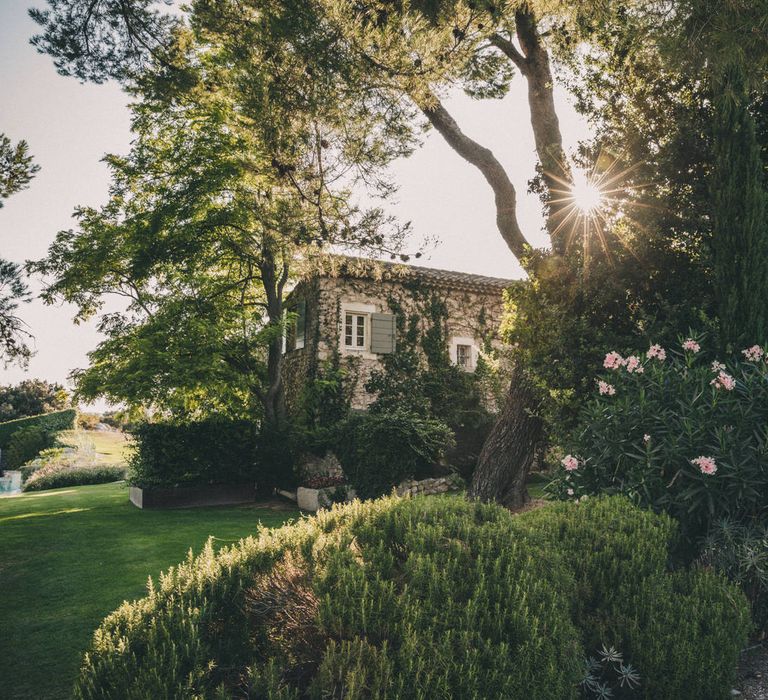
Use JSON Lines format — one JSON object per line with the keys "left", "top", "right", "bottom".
{"left": 339, "top": 301, "right": 378, "bottom": 358}
{"left": 449, "top": 336, "right": 479, "bottom": 371}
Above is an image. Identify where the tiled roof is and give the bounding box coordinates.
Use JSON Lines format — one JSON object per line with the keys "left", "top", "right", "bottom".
{"left": 312, "top": 255, "right": 518, "bottom": 293}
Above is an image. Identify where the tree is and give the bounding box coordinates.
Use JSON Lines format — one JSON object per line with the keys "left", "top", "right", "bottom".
{"left": 0, "top": 133, "right": 39, "bottom": 366}
{"left": 31, "top": 18, "right": 409, "bottom": 427}
{"left": 0, "top": 379, "right": 70, "bottom": 421}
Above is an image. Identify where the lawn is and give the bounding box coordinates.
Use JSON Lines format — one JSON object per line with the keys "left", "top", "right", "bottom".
{"left": 0, "top": 482, "right": 298, "bottom": 699}
{"left": 57, "top": 429, "right": 132, "bottom": 465}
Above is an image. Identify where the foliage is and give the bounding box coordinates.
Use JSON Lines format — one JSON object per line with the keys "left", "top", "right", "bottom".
{"left": 700, "top": 518, "right": 768, "bottom": 634}
{"left": 128, "top": 419, "right": 259, "bottom": 489}
{"left": 365, "top": 288, "right": 496, "bottom": 478}
{"left": 0, "top": 132, "right": 39, "bottom": 206}
{"left": 510, "top": 497, "right": 750, "bottom": 700}
{"left": 77, "top": 412, "right": 101, "bottom": 430}
{"left": 335, "top": 409, "right": 455, "bottom": 498}
{"left": 0, "top": 378, "right": 70, "bottom": 421}
{"left": 550, "top": 339, "right": 768, "bottom": 546}
{"left": 73, "top": 495, "right": 747, "bottom": 700}
{"left": 5, "top": 426, "right": 57, "bottom": 469}
{"left": 0, "top": 408, "right": 76, "bottom": 450}
{"left": 23, "top": 463, "right": 126, "bottom": 492}
{"left": 502, "top": 251, "right": 708, "bottom": 445}
{"left": 580, "top": 645, "right": 641, "bottom": 700}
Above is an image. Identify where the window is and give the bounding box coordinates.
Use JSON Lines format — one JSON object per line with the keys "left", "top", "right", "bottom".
{"left": 344, "top": 313, "right": 367, "bottom": 350}
{"left": 450, "top": 336, "right": 477, "bottom": 371}
{"left": 456, "top": 344, "right": 472, "bottom": 369}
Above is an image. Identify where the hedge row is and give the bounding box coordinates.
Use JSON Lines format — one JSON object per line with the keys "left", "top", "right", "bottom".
{"left": 23, "top": 464, "right": 126, "bottom": 492}
{"left": 0, "top": 409, "right": 76, "bottom": 450}
{"left": 74, "top": 496, "right": 749, "bottom": 699}
{"left": 128, "top": 419, "right": 258, "bottom": 489}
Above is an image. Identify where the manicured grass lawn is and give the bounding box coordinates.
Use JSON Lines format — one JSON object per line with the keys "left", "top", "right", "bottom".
{"left": 0, "top": 481, "right": 298, "bottom": 699}
{"left": 57, "top": 429, "right": 132, "bottom": 465}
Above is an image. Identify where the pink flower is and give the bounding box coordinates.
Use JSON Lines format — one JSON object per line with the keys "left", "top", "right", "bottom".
{"left": 682, "top": 338, "right": 700, "bottom": 353}
{"left": 711, "top": 371, "right": 736, "bottom": 391}
{"left": 598, "top": 380, "right": 616, "bottom": 396}
{"left": 625, "top": 355, "right": 643, "bottom": 373}
{"left": 647, "top": 344, "right": 666, "bottom": 361}
{"left": 691, "top": 456, "right": 717, "bottom": 475}
{"left": 567, "top": 488, "right": 574, "bottom": 496}
{"left": 604, "top": 351, "right": 625, "bottom": 370}
{"left": 643, "top": 434, "right": 651, "bottom": 443}
{"left": 742, "top": 345, "right": 764, "bottom": 362}
{"left": 561, "top": 454, "right": 579, "bottom": 471}
{"left": 711, "top": 361, "right": 726, "bottom": 372}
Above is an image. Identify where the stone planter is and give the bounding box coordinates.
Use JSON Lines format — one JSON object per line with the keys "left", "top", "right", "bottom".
{"left": 129, "top": 482, "right": 257, "bottom": 509}
{"left": 296, "top": 484, "right": 356, "bottom": 512}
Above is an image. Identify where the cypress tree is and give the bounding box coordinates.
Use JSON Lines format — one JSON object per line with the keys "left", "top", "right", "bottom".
{"left": 710, "top": 62, "right": 768, "bottom": 348}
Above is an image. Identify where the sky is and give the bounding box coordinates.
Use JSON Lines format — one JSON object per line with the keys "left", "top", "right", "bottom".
{"left": 0, "top": 0, "right": 592, "bottom": 405}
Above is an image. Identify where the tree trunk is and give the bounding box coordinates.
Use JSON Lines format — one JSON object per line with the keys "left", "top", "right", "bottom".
{"left": 260, "top": 249, "right": 288, "bottom": 429}
{"left": 468, "top": 364, "right": 543, "bottom": 510}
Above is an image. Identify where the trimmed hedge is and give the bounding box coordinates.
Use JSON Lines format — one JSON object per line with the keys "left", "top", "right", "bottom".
{"left": 0, "top": 409, "right": 76, "bottom": 450}
{"left": 5, "top": 425, "right": 57, "bottom": 469}
{"left": 23, "top": 464, "right": 126, "bottom": 492}
{"left": 128, "top": 419, "right": 258, "bottom": 489}
{"left": 74, "top": 496, "right": 749, "bottom": 700}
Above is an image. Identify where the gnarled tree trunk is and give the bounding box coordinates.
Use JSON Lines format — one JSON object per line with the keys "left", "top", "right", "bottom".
{"left": 468, "top": 364, "right": 543, "bottom": 510}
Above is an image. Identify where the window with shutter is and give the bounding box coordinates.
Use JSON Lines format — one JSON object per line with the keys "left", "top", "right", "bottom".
{"left": 370, "top": 313, "right": 396, "bottom": 354}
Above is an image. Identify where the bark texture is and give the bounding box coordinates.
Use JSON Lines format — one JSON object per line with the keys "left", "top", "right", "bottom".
{"left": 468, "top": 364, "right": 543, "bottom": 510}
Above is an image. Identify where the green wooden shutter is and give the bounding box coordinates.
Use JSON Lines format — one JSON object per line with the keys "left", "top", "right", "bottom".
{"left": 370, "top": 313, "right": 396, "bottom": 354}
{"left": 295, "top": 299, "right": 306, "bottom": 348}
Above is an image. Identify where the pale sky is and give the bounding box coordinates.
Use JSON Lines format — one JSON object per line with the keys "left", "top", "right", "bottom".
{"left": 0, "top": 0, "right": 591, "bottom": 404}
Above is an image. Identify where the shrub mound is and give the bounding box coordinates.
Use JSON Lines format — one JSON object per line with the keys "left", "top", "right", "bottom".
{"left": 5, "top": 425, "right": 57, "bottom": 469}
{"left": 75, "top": 496, "right": 747, "bottom": 700}
{"left": 23, "top": 463, "right": 125, "bottom": 492}
{"left": 0, "top": 408, "right": 76, "bottom": 449}
{"left": 335, "top": 409, "right": 454, "bottom": 498}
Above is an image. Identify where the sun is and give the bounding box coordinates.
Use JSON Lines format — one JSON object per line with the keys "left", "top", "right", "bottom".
{"left": 571, "top": 171, "right": 603, "bottom": 214}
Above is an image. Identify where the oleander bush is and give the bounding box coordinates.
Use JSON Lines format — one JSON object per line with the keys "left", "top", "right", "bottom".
{"left": 334, "top": 409, "right": 455, "bottom": 498}
{"left": 128, "top": 418, "right": 259, "bottom": 489}
{"left": 74, "top": 496, "right": 748, "bottom": 700}
{"left": 550, "top": 339, "right": 768, "bottom": 542}
{"left": 23, "top": 463, "right": 125, "bottom": 491}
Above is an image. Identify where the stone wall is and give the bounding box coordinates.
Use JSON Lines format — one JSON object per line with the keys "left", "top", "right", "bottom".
{"left": 395, "top": 474, "right": 464, "bottom": 497}
{"left": 282, "top": 270, "right": 509, "bottom": 414}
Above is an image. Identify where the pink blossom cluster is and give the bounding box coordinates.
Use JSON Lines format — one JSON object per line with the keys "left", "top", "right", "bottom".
{"left": 597, "top": 380, "right": 616, "bottom": 396}
{"left": 711, "top": 371, "right": 736, "bottom": 391}
{"left": 625, "top": 355, "right": 644, "bottom": 374}
{"left": 691, "top": 456, "right": 717, "bottom": 475}
{"left": 682, "top": 338, "right": 700, "bottom": 353}
{"left": 742, "top": 345, "right": 765, "bottom": 362}
{"left": 647, "top": 344, "right": 666, "bottom": 361}
{"left": 711, "top": 360, "right": 726, "bottom": 372}
{"left": 561, "top": 454, "right": 579, "bottom": 471}
{"left": 603, "top": 351, "right": 625, "bottom": 370}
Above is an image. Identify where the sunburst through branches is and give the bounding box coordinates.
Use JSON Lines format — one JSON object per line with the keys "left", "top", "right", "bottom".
{"left": 547, "top": 153, "right": 647, "bottom": 265}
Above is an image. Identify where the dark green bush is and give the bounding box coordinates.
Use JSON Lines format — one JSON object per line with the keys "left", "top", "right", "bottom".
{"left": 75, "top": 496, "right": 747, "bottom": 700}
{"left": 5, "top": 426, "right": 56, "bottom": 469}
{"left": 128, "top": 418, "right": 259, "bottom": 489}
{"left": 0, "top": 408, "right": 75, "bottom": 450}
{"left": 511, "top": 497, "right": 750, "bottom": 699}
{"left": 335, "top": 409, "right": 455, "bottom": 498}
{"left": 23, "top": 464, "right": 125, "bottom": 491}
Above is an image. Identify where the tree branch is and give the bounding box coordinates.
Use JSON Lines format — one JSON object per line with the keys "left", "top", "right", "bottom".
{"left": 418, "top": 91, "right": 532, "bottom": 268}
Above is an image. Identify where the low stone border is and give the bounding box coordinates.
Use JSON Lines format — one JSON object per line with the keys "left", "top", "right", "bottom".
{"left": 396, "top": 474, "right": 463, "bottom": 497}
{"left": 129, "top": 483, "right": 258, "bottom": 509}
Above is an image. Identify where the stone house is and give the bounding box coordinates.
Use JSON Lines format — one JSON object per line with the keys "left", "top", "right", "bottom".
{"left": 281, "top": 256, "right": 514, "bottom": 414}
